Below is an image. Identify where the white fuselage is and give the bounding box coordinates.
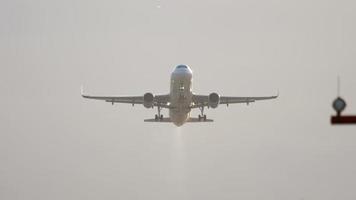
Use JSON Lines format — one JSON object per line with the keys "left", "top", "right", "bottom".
{"left": 169, "top": 66, "right": 193, "bottom": 126}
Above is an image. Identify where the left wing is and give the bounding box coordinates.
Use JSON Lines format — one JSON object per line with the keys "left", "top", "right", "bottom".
{"left": 192, "top": 93, "right": 278, "bottom": 108}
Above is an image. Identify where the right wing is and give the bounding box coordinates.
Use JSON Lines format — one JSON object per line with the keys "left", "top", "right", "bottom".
{"left": 81, "top": 87, "right": 170, "bottom": 108}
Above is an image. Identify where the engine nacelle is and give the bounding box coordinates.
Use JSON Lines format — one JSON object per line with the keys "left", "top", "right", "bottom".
{"left": 143, "top": 92, "right": 154, "bottom": 108}
{"left": 209, "top": 92, "right": 220, "bottom": 108}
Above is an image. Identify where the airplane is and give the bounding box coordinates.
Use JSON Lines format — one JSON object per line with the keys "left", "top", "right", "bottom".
{"left": 81, "top": 65, "right": 278, "bottom": 126}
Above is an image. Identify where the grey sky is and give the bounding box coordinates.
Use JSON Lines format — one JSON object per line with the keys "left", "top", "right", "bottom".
{"left": 1, "top": 0, "right": 356, "bottom": 199}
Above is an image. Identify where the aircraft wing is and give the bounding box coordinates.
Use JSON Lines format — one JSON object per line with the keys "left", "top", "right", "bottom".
{"left": 81, "top": 88, "right": 170, "bottom": 107}
{"left": 191, "top": 93, "right": 278, "bottom": 108}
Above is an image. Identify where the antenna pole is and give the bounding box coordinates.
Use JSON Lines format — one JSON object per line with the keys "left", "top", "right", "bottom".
{"left": 337, "top": 76, "right": 340, "bottom": 97}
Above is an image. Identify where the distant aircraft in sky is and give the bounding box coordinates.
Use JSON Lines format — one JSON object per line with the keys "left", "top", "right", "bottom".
{"left": 82, "top": 65, "right": 278, "bottom": 126}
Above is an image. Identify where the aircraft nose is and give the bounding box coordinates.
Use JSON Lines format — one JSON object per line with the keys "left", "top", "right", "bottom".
{"left": 174, "top": 64, "right": 192, "bottom": 74}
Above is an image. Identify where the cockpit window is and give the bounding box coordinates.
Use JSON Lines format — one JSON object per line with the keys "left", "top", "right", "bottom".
{"left": 176, "top": 65, "right": 188, "bottom": 69}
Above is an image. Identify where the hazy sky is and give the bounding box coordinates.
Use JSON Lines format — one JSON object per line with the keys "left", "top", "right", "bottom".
{"left": 1, "top": 0, "right": 356, "bottom": 200}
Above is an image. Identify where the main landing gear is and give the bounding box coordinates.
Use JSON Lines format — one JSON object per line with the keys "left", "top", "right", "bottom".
{"left": 155, "top": 106, "right": 163, "bottom": 121}
{"left": 198, "top": 106, "right": 207, "bottom": 121}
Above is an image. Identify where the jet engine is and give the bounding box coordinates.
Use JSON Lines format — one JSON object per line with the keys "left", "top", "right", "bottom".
{"left": 143, "top": 92, "right": 154, "bottom": 108}
{"left": 208, "top": 92, "right": 220, "bottom": 108}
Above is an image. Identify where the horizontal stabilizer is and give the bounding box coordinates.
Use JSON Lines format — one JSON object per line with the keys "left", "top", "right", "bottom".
{"left": 187, "top": 117, "right": 214, "bottom": 122}
{"left": 144, "top": 117, "right": 214, "bottom": 123}
{"left": 144, "top": 118, "right": 172, "bottom": 122}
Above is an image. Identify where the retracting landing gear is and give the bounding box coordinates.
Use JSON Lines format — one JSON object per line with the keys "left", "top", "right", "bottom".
{"left": 155, "top": 106, "right": 163, "bottom": 121}
{"left": 198, "top": 106, "right": 207, "bottom": 121}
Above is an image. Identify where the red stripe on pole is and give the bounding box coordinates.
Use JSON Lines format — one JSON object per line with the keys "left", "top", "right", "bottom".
{"left": 331, "top": 116, "right": 356, "bottom": 124}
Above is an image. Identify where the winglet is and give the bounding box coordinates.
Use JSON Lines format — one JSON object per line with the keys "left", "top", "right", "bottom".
{"left": 80, "top": 85, "right": 85, "bottom": 97}
{"left": 276, "top": 89, "right": 279, "bottom": 98}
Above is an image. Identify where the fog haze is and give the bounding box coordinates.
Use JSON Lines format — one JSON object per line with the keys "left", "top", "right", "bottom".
{"left": 1, "top": 0, "right": 356, "bottom": 199}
